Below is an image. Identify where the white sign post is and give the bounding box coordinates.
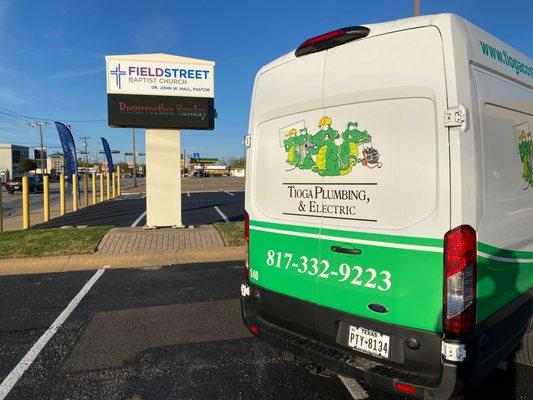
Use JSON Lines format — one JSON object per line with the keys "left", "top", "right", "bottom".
{"left": 106, "top": 53, "right": 215, "bottom": 228}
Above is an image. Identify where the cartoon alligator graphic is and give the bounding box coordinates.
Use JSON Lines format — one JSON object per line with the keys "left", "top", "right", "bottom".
{"left": 518, "top": 129, "right": 532, "bottom": 188}
{"left": 283, "top": 116, "right": 382, "bottom": 176}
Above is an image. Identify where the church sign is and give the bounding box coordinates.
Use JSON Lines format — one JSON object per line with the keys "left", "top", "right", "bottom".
{"left": 106, "top": 54, "right": 215, "bottom": 130}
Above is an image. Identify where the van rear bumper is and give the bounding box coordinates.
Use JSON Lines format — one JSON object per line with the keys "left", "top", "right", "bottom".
{"left": 241, "top": 283, "right": 532, "bottom": 400}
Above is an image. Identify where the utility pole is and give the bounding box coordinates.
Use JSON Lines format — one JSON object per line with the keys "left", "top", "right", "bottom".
{"left": 414, "top": 0, "right": 420, "bottom": 16}
{"left": 79, "top": 136, "right": 90, "bottom": 207}
{"left": 79, "top": 136, "right": 91, "bottom": 171}
{"left": 28, "top": 121, "right": 46, "bottom": 178}
{"left": 132, "top": 128, "right": 137, "bottom": 187}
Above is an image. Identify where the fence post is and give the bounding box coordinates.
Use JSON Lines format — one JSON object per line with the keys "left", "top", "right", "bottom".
{"left": 22, "top": 176, "right": 30, "bottom": 229}
{"left": 72, "top": 173, "right": 78, "bottom": 211}
{"left": 43, "top": 175, "right": 50, "bottom": 222}
{"left": 59, "top": 174, "right": 66, "bottom": 215}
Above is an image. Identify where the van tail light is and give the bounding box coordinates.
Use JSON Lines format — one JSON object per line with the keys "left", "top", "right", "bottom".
{"left": 395, "top": 383, "right": 417, "bottom": 395}
{"left": 444, "top": 225, "right": 477, "bottom": 335}
{"left": 244, "top": 211, "right": 250, "bottom": 281}
{"left": 295, "top": 26, "right": 370, "bottom": 57}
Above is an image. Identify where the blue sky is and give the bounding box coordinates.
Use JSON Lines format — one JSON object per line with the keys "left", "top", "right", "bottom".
{"left": 0, "top": 0, "right": 531, "bottom": 163}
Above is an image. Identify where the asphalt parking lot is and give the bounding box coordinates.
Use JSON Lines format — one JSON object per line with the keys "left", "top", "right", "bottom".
{"left": 0, "top": 262, "right": 531, "bottom": 400}
{"left": 34, "top": 190, "right": 244, "bottom": 228}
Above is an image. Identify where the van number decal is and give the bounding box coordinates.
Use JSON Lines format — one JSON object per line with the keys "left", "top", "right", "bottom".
{"left": 265, "top": 250, "right": 392, "bottom": 291}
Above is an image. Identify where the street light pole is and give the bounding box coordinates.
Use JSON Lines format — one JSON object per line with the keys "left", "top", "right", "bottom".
{"left": 414, "top": 0, "right": 420, "bottom": 16}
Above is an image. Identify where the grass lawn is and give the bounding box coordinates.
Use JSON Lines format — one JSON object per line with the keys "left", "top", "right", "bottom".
{"left": 0, "top": 226, "right": 112, "bottom": 259}
{"left": 214, "top": 221, "right": 244, "bottom": 247}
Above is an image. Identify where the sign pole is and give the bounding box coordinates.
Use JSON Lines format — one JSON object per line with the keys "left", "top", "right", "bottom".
{"left": 145, "top": 129, "right": 182, "bottom": 228}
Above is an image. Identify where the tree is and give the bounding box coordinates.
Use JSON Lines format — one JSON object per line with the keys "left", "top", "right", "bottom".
{"left": 227, "top": 156, "right": 245, "bottom": 168}
{"left": 17, "top": 158, "right": 37, "bottom": 174}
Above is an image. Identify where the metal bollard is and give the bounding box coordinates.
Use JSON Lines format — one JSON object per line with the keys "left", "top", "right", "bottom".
{"left": 112, "top": 172, "right": 116, "bottom": 198}
{"left": 83, "top": 173, "right": 89, "bottom": 207}
{"left": 106, "top": 173, "right": 110, "bottom": 200}
{"left": 43, "top": 175, "right": 50, "bottom": 222}
{"left": 72, "top": 174, "right": 78, "bottom": 211}
{"left": 117, "top": 166, "right": 121, "bottom": 196}
{"left": 59, "top": 174, "right": 66, "bottom": 215}
{"left": 22, "top": 176, "right": 30, "bottom": 229}
{"left": 99, "top": 173, "right": 104, "bottom": 203}
{"left": 92, "top": 173, "right": 97, "bottom": 205}
{"left": 0, "top": 179, "right": 3, "bottom": 232}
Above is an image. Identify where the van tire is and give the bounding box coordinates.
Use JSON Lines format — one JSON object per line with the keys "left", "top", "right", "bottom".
{"left": 515, "top": 327, "right": 533, "bottom": 367}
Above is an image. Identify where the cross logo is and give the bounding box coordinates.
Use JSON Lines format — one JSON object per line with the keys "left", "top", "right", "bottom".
{"left": 110, "top": 63, "right": 126, "bottom": 89}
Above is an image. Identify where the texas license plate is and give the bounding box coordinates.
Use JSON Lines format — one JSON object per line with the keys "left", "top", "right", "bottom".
{"left": 348, "top": 326, "right": 390, "bottom": 359}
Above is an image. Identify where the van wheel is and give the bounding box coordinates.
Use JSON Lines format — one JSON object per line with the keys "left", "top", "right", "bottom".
{"left": 515, "top": 327, "right": 533, "bottom": 367}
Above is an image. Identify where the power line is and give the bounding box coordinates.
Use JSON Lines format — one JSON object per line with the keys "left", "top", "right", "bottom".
{"left": 0, "top": 105, "right": 107, "bottom": 124}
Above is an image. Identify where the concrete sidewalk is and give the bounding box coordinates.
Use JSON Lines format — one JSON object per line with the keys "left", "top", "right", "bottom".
{"left": 97, "top": 225, "right": 225, "bottom": 254}
{"left": 0, "top": 225, "right": 244, "bottom": 276}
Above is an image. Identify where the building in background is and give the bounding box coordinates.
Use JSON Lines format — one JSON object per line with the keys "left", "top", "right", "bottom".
{"left": 0, "top": 143, "right": 30, "bottom": 182}
{"left": 46, "top": 152, "right": 64, "bottom": 180}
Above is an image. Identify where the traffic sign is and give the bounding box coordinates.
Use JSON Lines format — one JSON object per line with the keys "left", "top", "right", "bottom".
{"left": 193, "top": 152, "right": 200, "bottom": 158}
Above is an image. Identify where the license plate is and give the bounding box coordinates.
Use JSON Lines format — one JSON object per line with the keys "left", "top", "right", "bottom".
{"left": 13, "top": 186, "right": 20, "bottom": 189}
{"left": 348, "top": 325, "right": 390, "bottom": 359}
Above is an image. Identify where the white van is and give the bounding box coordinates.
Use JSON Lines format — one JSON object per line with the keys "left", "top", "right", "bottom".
{"left": 241, "top": 13, "right": 532, "bottom": 399}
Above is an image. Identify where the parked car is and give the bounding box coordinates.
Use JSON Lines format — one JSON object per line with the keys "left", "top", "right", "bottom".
{"left": 5, "top": 176, "right": 43, "bottom": 194}
{"left": 190, "top": 170, "right": 212, "bottom": 178}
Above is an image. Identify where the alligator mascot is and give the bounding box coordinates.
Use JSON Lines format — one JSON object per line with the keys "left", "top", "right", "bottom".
{"left": 312, "top": 116, "right": 341, "bottom": 176}
{"left": 338, "top": 121, "right": 372, "bottom": 175}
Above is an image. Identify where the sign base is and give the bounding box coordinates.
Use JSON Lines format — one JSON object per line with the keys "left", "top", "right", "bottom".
{"left": 145, "top": 129, "right": 182, "bottom": 228}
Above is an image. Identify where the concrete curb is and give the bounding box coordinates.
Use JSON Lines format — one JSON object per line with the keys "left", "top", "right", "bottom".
{"left": 0, "top": 246, "right": 244, "bottom": 276}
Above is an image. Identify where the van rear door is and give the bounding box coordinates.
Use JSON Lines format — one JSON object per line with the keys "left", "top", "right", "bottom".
{"left": 316, "top": 26, "right": 450, "bottom": 349}
{"left": 247, "top": 52, "right": 326, "bottom": 338}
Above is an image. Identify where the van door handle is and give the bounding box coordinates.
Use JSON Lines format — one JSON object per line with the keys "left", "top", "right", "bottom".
{"left": 330, "top": 246, "right": 362, "bottom": 255}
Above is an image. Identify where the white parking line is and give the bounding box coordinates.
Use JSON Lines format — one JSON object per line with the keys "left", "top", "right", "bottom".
{"left": 0, "top": 267, "right": 108, "bottom": 400}
{"left": 338, "top": 376, "right": 369, "bottom": 399}
{"left": 131, "top": 211, "right": 147, "bottom": 227}
{"left": 224, "top": 191, "right": 235, "bottom": 196}
{"left": 214, "top": 206, "right": 229, "bottom": 222}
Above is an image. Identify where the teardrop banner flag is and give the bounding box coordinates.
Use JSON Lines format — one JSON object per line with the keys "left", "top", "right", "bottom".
{"left": 101, "top": 137, "right": 114, "bottom": 173}
{"left": 54, "top": 122, "right": 78, "bottom": 194}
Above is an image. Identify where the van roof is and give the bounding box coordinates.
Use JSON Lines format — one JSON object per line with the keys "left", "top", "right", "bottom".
{"left": 259, "top": 13, "right": 532, "bottom": 88}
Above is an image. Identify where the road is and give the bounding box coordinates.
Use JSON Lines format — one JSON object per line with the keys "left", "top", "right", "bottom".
{"left": 33, "top": 190, "right": 244, "bottom": 228}
{"left": 0, "top": 262, "right": 531, "bottom": 400}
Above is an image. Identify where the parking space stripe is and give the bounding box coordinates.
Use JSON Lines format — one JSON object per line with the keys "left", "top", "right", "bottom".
{"left": 214, "top": 206, "right": 229, "bottom": 222}
{"left": 223, "top": 191, "right": 235, "bottom": 196}
{"left": 0, "top": 267, "right": 108, "bottom": 400}
{"left": 338, "top": 376, "right": 369, "bottom": 400}
{"left": 131, "top": 211, "right": 147, "bottom": 227}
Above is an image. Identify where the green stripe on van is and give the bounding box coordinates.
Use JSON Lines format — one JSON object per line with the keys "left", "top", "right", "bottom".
{"left": 250, "top": 220, "right": 443, "bottom": 248}
{"left": 478, "top": 242, "right": 533, "bottom": 260}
